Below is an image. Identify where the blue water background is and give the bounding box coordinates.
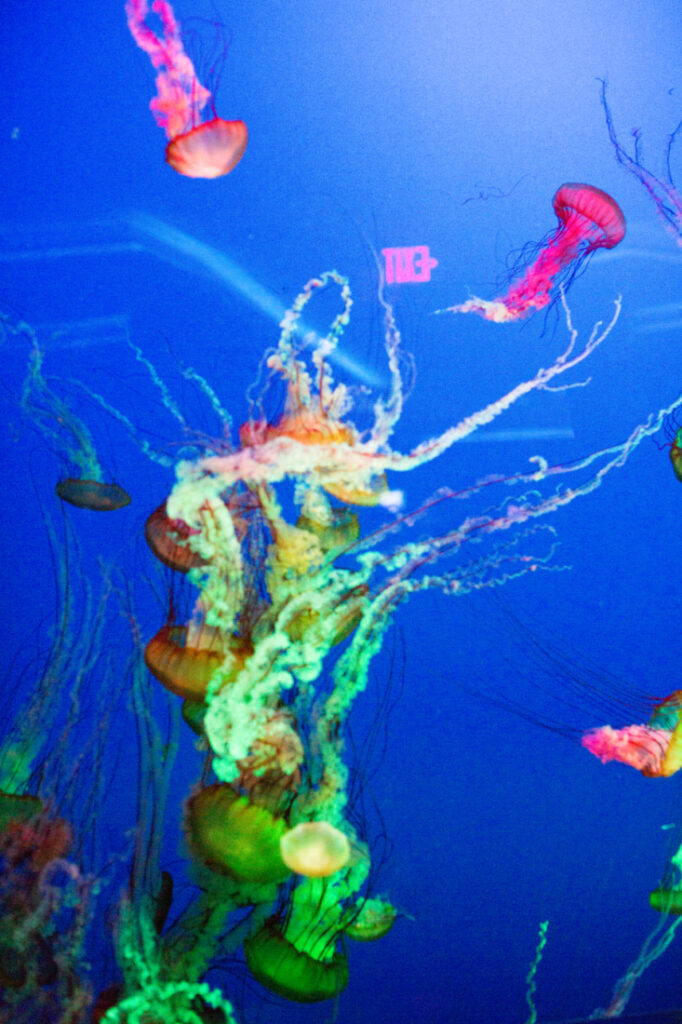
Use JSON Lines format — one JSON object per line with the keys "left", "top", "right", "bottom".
{"left": 2, "top": 1, "right": 682, "bottom": 1021}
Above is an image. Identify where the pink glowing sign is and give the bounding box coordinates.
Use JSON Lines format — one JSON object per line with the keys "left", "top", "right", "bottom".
{"left": 382, "top": 246, "right": 438, "bottom": 284}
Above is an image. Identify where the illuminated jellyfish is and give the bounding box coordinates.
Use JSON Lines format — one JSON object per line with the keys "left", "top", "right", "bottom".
{"left": 601, "top": 79, "right": 682, "bottom": 247}
{"left": 126, "top": 0, "right": 248, "bottom": 178}
{"left": 187, "top": 783, "right": 291, "bottom": 885}
{"left": 14, "top": 317, "right": 131, "bottom": 511}
{"left": 280, "top": 821, "right": 351, "bottom": 878}
{"left": 243, "top": 850, "right": 373, "bottom": 1004}
{"left": 14, "top": 265, "right": 682, "bottom": 1022}
{"left": 442, "top": 182, "right": 626, "bottom": 322}
{"left": 145, "top": 621, "right": 252, "bottom": 701}
{"left": 244, "top": 918, "right": 349, "bottom": 1003}
{"left": 343, "top": 896, "right": 397, "bottom": 941}
{"left": 147, "top": 270, "right": 682, "bottom": 1015}
{"left": 145, "top": 502, "right": 207, "bottom": 572}
{"left": 582, "top": 691, "right": 682, "bottom": 777}
{"left": 649, "top": 827, "right": 682, "bottom": 920}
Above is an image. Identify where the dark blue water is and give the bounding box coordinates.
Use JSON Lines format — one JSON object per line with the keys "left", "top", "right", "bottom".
{"left": 2, "top": 2, "right": 682, "bottom": 1022}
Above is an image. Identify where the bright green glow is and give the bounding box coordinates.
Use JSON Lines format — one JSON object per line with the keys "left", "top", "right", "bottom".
{"left": 99, "top": 980, "right": 237, "bottom": 1024}
{"left": 189, "top": 786, "right": 290, "bottom": 884}
{"left": 523, "top": 920, "right": 548, "bottom": 1024}
{"left": 244, "top": 924, "right": 348, "bottom": 1003}
{"left": 11, "top": 273, "right": 677, "bottom": 1021}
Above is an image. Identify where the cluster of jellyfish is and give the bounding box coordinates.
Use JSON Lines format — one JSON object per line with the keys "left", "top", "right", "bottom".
{"left": 5, "top": 235, "right": 682, "bottom": 1022}
{"left": 4, "top": 2, "right": 682, "bottom": 1018}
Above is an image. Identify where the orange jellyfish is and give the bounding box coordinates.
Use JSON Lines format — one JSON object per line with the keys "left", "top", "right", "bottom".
{"left": 145, "top": 501, "right": 206, "bottom": 572}
{"left": 145, "top": 622, "right": 251, "bottom": 701}
{"left": 444, "top": 183, "right": 626, "bottom": 322}
{"left": 125, "top": 0, "right": 247, "bottom": 178}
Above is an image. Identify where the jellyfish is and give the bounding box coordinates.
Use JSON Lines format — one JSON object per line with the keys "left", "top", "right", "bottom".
{"left": 244, "top": 918, "right": 349, "bottom": 1003}
{"left": 344, "top": 896, "right": 397, "bottom": 941}
{"left": 650, "top": 885, "right": 682, "bottom": 914}
{"left": 280, "top": 822, "right": 351, "bottom": 878}
{"left": 442, "top": 183, "right": 626, "bottom": 322}
{"left": 187, "top": 784, "right": 291, "bottom": 885}
{"left": 126, "top": 0, "right": 248, "bottom": 178}
{"left": 145, "top": 501, "right": 207, "bottom": 571}
{"left": 55, "top": 478, "right": 131, "bottom": 511}
{"left": 16, "top": 322, "right": 131, "bottom": 510}
{"left": 582, "top": 691, "right": 682, "bottom": 777}
{"left": 145, "top": 622, "right": 251, "bottom": 701}
{"left": 7, "top": 262, "right": 682, "bottom": 1024}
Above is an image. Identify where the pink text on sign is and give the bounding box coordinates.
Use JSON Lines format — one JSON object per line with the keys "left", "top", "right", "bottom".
{"left": 382, "top": 246, "right": 438, "bottom": 284}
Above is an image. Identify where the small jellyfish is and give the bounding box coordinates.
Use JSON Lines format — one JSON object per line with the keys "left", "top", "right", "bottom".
{"left": 280, "top": 822, "right": 351, "bottom": 878}
{"left": 344, "top": 897, "right": 397, "bottom": 941}
{"left": 56, "top": 478, "right": 131, "bottom": 511}
{"left": 444, "top": 183, "right": 626, "bottom": 322}
{"left": 126, "top": 0, "right": 247, "bottom": 178}
{"left": 21, "top": 336, "right": 131, "bottom": 511}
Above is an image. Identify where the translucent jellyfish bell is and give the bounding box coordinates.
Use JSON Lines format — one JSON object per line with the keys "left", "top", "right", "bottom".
{"left": 280, "top": 822, "right": 351, "bottom": 878}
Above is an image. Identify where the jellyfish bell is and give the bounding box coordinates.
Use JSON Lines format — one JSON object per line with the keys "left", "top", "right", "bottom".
{"left": 280, "top": 822, "right": 351, "bottom": 878}
{"left": 552, "top": 182, "right": 626, "bottom": 251}
{"left": 146, "top": 491, "right": 257, "bottom": 572}
{"left": 650, "top": 886, "right": 682, "bottom": 914}
{"left": 344, "top": 897, "right": 397, "bottom": 942}
{"left": 239, "top": 408, "right": 355, "bottom": 451}
{"left": 235, "top": 706, "right": 305, "bottom": 807}
{"left": 165, "top": 117, "right": 247, "bottom": 178}
{"left": 186, "top": 783, "right": 291, "bottom": 884}
{"left": 244, "top": 921, "right": 349, "bottom": 1003}
{"left": 126, "top": 0, "right": 247, "bottom": 178}
{"left": 144, "top": 623, "right": 251, "bottom": 701}
{"left": 0, "top": 799, "right": 73, "bottom": 871}
{"left": 145, "top": 501, "right": 206, "bottom": 573}
{"left": 55, "top": 478, "right": 131, "bottom": 511}
{"left": 323, "top": 472, "right": 389, "bottom": 507}
{"left": 240, "top": 411, "right": 388, "bottom": 506}
{"left": 296, "top": 506, "right": 360, "bottom": 553}
{"left": 182, "top": 698, "right": 207, "bottom": 735}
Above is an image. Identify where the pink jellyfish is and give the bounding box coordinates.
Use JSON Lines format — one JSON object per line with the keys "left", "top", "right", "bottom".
{"left": 125, "top": 0, "right": 247, "bottom": 178}
{"left": 444, "top": 183, "right": 626, "bottom": 323}
{"left": 582, "top": 691, "right": 682, "bottom": 778}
